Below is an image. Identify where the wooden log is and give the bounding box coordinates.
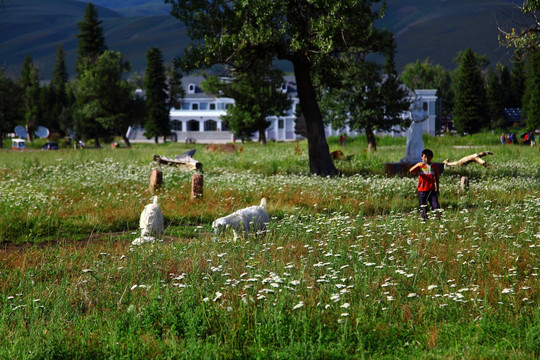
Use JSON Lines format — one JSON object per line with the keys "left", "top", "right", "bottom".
{"left": 191, "top": 173, "right": 203, "bottom": 200}
{"left": 443, "top": 151, "right": 493, "bottom": 167}
{"left": 153, "top": 154, "right": 202, "bottom": 172}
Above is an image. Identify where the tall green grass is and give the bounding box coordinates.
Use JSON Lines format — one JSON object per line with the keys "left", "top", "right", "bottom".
{"left": 1, "top": 132, "right": 539, "bottom": 358}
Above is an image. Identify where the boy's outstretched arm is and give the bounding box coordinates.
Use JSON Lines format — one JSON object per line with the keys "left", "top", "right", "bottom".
{"left": 409, "top": 162, "right": 424, "bottom": 173}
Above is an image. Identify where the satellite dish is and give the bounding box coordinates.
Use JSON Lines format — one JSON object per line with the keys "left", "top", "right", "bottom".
{"left": 14, "top": 126, "right": 27, "bottom": 139}
{"left": 35, "top": 126, "right": 50, "bottom": 139}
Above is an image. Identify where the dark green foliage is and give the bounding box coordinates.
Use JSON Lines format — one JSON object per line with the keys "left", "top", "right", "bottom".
{"left": 74, "top": 51, "right": 134, "bottom": 147}
{"left": 20, "top": 54, "right": 40, "bottom": 142}
{"left": 400, "top": 59, "right": 453, "bottom": 131}
{"left": 165, "top": 61, "right": 185, "bottom": 114}
{"left": 522, "top": 50, "right": 540, "bottom": 131}
{"left": 202, "top": 60, "right": 291, "bottom": 144}
{"left": 486, "top": 67, "right": 506, "bottom": 129}
{"left": 318, "top": 39, "right": 410, "bottom": 151}
{"left": 76, "top": 2, "right": 107, "bottom": 75}
{"left": 144, "top": 47, "right": 170, "bottom": 143}
{"left": 0, "top": 71, "right": 23, "bottom": 148}
{"left": 511, "top": 59, "right": 526, "bottom": 108}
{"left": 452, "top": 48, "right": 489, "bottom": 134}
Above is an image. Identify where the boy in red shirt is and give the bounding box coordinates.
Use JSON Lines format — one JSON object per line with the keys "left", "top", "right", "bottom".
{"left": 409, "top": 148, "right": 440, "bottom": 221}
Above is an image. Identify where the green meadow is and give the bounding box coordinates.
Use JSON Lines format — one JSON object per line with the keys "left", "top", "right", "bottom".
{"left": 1, "top": 133, "right": 539, "bottom": 359}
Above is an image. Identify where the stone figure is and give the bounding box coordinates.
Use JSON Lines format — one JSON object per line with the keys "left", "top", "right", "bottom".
{"left": 401, "top": 96, "right": 428, "bottom": 163}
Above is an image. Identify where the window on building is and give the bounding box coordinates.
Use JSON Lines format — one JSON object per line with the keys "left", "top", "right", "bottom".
{"left": 204, "top": 120, "right": 217, "bottom": 131}
{"left": 192, "top": 103, "right": 199, "bottom": 110}
{"left": 188, "top": 84, "right": 195, "bottom": 94}
{"left": 171, "top": 120, "right": 182, "bottom": 131}
{"left": 278, "top": 119, "right": 284, "bottom": 129}
{"left": 209, "top": 103, "right": 216, "bottom": 110}
{"left": 187, "top": 120, "right": 199, "bottom": 131}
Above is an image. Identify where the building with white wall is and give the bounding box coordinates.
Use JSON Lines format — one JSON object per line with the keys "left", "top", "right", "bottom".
{"left": 126, "top": 76, "right": 438, "bottom": 143}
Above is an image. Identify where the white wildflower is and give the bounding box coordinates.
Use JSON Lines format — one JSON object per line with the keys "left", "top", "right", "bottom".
{"left": 292, "top": 301, "right": 304, "bottom": 310}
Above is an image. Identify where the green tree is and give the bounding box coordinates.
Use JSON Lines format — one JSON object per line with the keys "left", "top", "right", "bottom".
{"left": 20, "top": 54, "right": 40, "bottom": 143}
{"left": 167, "top": 0, "right": 392, "bottom": 175}
{"left": 319, "top": 39, "right": 409, "bottom": 151}
{"left": 41, "top": 44, "right": 71, "bottom": 134}
{"left": 202, "top": 60, "right": 292, "bottom": 145}
{"left": 0, "top": 71, "right": 23, "bottom": 148}
{"left": 452, "top": 48, "right": 489, "bottom": 134}
{"left": 400, "top": 59, "right": 453, "bottom": 131}
{"left": 165, "top": 62, "right": 185, "bottom": 114}
{"left": 511, "top": 59, "right": 526, "bottom": 108}
{"left": 486, "top": 67, "right": 506, "bottom": 129}
{"left": 73, "top": 2, "right": 109, "bottom": 145}
{"left": 76, "top": 2, "right": 107, "bottom": 75}
{"left": 498, "top": 0, "right": 540, "bottom": 58}
{"left": 75, "top": 51, "right": 134, "bottom": 147}
{"left": 144, "top": 47, "right": 170, "bottom": 143}
{"left": 522, "top": 50, "right": 540, "bottom": 131}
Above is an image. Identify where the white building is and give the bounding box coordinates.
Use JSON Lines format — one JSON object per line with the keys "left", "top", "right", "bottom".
{"left": 126, "top": 76, "right": 438, "bottom": 143}
{"left": 127, "top": 75, "right": 301, "bottom": 143}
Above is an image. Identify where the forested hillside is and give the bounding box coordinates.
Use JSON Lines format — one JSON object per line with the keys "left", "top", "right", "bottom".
{"left": 0, "top": 0, "right": 519, "bottom": 79}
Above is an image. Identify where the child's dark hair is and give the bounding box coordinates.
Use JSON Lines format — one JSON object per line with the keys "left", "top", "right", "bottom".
{"left": 422, "top": 149, "right": 434, "bottom": 158}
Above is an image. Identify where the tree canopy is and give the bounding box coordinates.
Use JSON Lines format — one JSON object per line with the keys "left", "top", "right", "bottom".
{"left": 144, "top": 47, "right": 170, "bottom": 143}
{"left": 319, "top": 39, "right": 410, "bottom": 151}
{"left": 167, "top": 0, "right": 391, "bottom": 175}
{"left": 452, "top": 48, "right": 489, "bottom": 134}
{"left": 74, "top": 51, "right": 133, "bottom": 147}
{"left": 202, "top": 59, "right": 292, "bottom": 145}
{"left": 522, "top": 50, "right": 540, "bottom": 130}
{"left": 76, "top": 2, "right": 107, "bottom": 74}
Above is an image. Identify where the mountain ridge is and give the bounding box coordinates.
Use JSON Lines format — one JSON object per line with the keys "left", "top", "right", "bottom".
{"left": 0, "top": 0, "right": 520, "bottom": 80}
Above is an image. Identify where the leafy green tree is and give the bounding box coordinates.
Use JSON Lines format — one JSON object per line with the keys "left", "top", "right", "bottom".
{"left": 202, "top": 60, "right": 292, "bottom": 145}
{"left": 73, "top": 2, "right": 108, "bottom": 145}
{"left": 498, "top": 0, "right": 540, "bottom": 58}
{"left": 452, "top": 48, "right": 489, "bottom": 134}
{"left": 0, "top": 71, "right": 23, "bottom": 148}
{"left": 76, "top": 2, "right": 107, "bottom": 75}
{"left": 167, "top": 0, "right": 392, "bottom": 175}
{"left": 20, "top": 54, "right": 40, "bottom": 142}
{"left": 75, "top": 51, "right": 134, "bottom": 147}
{"left": 319, "top": 39, "right": 409, "bottom": 151}
{"left": 486, "top": 68, "right": 506, "bottom": 129}
{"left": 511, "top": 59, "right": 526, "bottom": 108}
{"left": 144, "top": 47, "right": 170, "bottom": 143}
{"left": 522, "top": 50, "right": 540, "bottom": 130}
{"left": 498, "top": 64, "right": 513, "bottom": 108}
{"left": 165, "top": 62, "right": 185, "bottom": 114}
{"left": 400, "top": 59, "right": 453, "bottom": 131}
{"left": 41, "top": 44, "right": 71, "bottom": 134}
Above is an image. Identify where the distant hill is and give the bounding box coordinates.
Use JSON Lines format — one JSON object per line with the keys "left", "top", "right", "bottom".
{"left": 378, "top": 0, "right": 518, "bottom": 70}
{"left": 0, "top": 0, "right": 521, "bottom": 80}
{"left": 0, "top": 0, "right": 188, "bottom": 79}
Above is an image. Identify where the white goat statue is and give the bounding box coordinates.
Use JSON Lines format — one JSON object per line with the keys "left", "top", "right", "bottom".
{"left": 132, "top": 196, "right": 164, "bottom": 245}
{"left": 212, "top": 198, "right": 270, "bottom": 240}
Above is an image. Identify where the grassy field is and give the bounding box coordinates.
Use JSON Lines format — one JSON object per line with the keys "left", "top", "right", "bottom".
{"left": 1, "top": 133, "right": 539, "bottom": 359}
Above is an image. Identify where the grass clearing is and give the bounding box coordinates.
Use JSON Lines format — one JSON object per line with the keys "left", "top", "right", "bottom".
{"left": 1, "top": 133, "right": 539, "bottom": 358}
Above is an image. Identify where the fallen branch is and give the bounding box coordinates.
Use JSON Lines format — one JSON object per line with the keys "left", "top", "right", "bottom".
{"left": 153, "top": 154, "right": 202, "bottom": 172}
{"left": 443, "top": 151, "right": 493, "bottom": 167}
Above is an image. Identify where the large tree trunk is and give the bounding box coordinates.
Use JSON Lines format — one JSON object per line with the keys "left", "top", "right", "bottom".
{"left": 366, "top": 127, "right": 377, "bottom": 152}
{"left": 259, "top": 128, "right": 266, "bottom": 145}
{"left": 94, "top": 137, "right": 101, "bottom": 148}
{"left": 293, "top": 58, "right": 337, "bottom": 176}
{"left": 122, "top": 134, "right": 131, "bottom": 148}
